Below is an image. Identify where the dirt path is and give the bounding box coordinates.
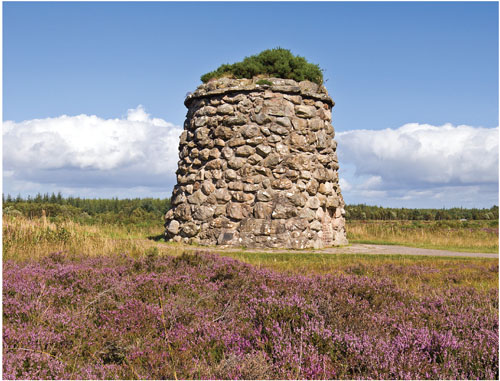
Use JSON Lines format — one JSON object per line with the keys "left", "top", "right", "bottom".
{"left": 167, "top": 242, "right": 498, "bottom": 259}
{"left": 219, "top": 244, "right": 498, "bottom": 258}
{"left": 319, "top": 244, "right": 498, "bottom": 258}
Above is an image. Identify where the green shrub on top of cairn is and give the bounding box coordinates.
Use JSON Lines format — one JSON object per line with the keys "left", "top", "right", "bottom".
{"left": 200, "top": 48, "right": 324, "bottom": 85}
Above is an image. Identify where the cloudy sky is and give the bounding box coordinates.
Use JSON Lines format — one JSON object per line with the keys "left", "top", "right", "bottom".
{"left": 3, "top": 2, "right": 498, "bottom": 208}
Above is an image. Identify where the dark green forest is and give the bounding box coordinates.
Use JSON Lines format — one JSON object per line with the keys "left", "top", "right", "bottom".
{"left": 345, "top": 204, "right": 498, "bottom": 221}
{"left": 2, "top": 193, "right": 498, "bottom": 223}
{"left": 2, "top": 193, "right": 171, "bottom": 226}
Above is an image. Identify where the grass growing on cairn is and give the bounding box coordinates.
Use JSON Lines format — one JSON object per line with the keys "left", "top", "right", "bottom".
{"left": 200, "top": 48, "right": 324, "bottom": 84}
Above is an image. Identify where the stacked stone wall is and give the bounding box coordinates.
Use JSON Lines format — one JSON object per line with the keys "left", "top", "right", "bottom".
{"left": 165, "top": 77, "right": 348, "bottom": 249}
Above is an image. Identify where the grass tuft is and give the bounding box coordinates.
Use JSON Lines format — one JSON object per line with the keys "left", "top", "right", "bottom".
{"left": 200, "top": 48, "right": 324, "bottom": 84}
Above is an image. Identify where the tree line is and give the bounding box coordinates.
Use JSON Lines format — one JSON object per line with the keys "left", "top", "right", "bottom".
{"left": 2, "top": 193, "right": 171, "bottom": 225}
{"left": 345, "top": 204, "right": 498, "bottom": 221}
{"left": 3, "top": 193, "right": 498, "bottom": 222}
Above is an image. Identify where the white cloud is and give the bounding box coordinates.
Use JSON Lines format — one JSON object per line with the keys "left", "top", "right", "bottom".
{"left": 3, "top": 112, "right": 498, "bottom": 208}
{"left": 337, "top": 123, "right": 499, "bottom": 207}
{"left": 338, "top": 123, "right": 498, "bottom": 185}
{"left": 358, "top": 175, "right": 383, "bottom": 190}
{"left": 3, "top": 106, "right": 183, "bottom": 196}
{"left": 338, "top": 178, "right": 352, "bottom": 192}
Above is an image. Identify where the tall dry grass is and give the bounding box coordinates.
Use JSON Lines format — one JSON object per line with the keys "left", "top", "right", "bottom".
{"left": 347, "top": 220, "right": 498, "bottom": 253}
{"left": 3, "top": 215, "right": 498, "bottom": 262}
{"left": 2, "top": 215, "right": 183, "bottom": 262}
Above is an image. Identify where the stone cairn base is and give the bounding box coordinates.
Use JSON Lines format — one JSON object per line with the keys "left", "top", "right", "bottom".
{"left": 165, "top": 77, "right": 348, "bottom": 249}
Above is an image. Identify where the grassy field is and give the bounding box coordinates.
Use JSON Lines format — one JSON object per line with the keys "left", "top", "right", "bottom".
{"left": 3, "top": 215, "right": 498, "bottom": 262}
{"left": 224, "top": 251, "right": 498, "bottom": 293}
{"left": 347, "top": 219, "right": 498, "bottom": 253}
{"left": 3, "top": 214, "right": 498, "bottom": 379}
{"left": 3, "top": 214, "right": 498, "bottom": 290}
{"left": 2, "top": 215, "right": 169, "bottom": 262}
{"left": 3, "top": 214, "right": 498, "bottom": 293}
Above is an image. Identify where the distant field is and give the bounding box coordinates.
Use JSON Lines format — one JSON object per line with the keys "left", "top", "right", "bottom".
{"left": 347, "top": 220, "right": 498, "bottom": 253}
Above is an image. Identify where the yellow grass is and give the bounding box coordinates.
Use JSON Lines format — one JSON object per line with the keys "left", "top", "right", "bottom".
{"left": 2, "top": 215, "right": 182, "bottom": 262}
{"left": 347, "top": 220, "right": 498, "bottom": 253}
{"left": 4, "top": 215, "right": 497, "bottom": 264}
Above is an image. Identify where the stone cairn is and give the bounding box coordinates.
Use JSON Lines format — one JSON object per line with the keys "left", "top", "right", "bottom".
{"left": 164, "top": 77, "right": 348, "bottom": 249}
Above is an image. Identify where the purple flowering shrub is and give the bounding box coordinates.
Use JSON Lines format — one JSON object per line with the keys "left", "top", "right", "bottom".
{"left": 3, "top": 251, "right": 498, "bottom": 379}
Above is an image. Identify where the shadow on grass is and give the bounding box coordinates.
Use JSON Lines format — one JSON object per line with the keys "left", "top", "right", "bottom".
{"left": 147, "top": 234, "right": 165, "bottom": 242}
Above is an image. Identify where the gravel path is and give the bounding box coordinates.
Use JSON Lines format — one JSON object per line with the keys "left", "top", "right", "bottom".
{"left": 212, "top": 243, "right": 498, "bottom": 259}
{"left": 158, "top": 240, "right": 498, "bottom": 259}
{"left": 320, "top": 244, "right": 498, "bottom": 258}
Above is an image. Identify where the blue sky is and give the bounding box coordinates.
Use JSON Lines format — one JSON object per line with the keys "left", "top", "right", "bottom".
{"left": 3, "top": 1, "right": 499, "bottom": 208}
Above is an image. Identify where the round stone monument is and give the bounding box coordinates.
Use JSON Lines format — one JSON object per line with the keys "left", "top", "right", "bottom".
{"left": 164, "top": 77, "right": 348, "bottom": 249}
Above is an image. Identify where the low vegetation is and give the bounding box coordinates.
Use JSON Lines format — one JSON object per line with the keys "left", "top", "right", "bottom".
{"left": 200, "top": 48, "right": 324, "bottom": 85}
{"left": 3, "top": 213, "right": 496, "bottom": 261}
{"left": 3, "top": 251, "right": 497, "bottom": 379}
{"left": 225, "top": 251, "right": 498, "bottom": 293}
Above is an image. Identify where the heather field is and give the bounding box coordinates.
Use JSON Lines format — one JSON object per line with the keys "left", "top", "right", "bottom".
{"left": 3, "top": 249, "right": 499, "bottom": 379}
{"left": 2, "top": 213, "right": 499, "bottom": 379}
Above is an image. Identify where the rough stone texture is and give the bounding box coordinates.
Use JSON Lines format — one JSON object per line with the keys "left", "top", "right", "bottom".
{"left": 165, "top": 77, "right": 348, "bottom": 248}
